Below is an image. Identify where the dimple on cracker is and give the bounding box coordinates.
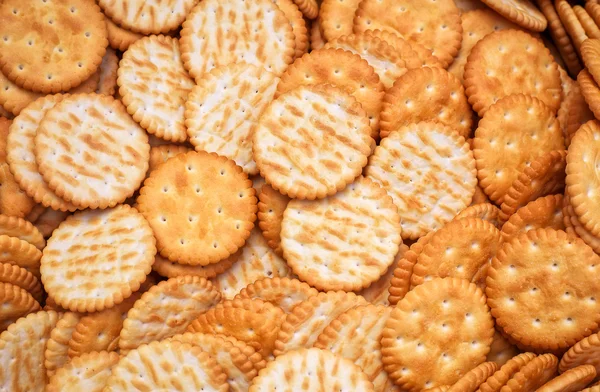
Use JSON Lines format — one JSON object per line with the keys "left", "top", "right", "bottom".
{"left": 319, "top": 0, "right": 361, "bottom": 42}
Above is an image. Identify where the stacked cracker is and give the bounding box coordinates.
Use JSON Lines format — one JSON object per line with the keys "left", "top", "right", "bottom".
{"left": 1, "top": 0, "right": 600, "bottom": 391}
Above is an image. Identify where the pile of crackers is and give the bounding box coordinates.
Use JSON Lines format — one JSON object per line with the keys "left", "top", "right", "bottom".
{"left": 1, "top": 0, "right": 600, "bottom": 390}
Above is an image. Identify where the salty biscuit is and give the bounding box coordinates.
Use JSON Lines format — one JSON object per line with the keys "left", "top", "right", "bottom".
{"left": 410, "top": 218, "right": 501, "bottom": 289}
{"left": 478, "top": 352, "right": 537, "bottom": 392}
{"left": 40, "top": 205, "right": 156, "bottom": 313}
{"left": 487, "top": 228, "right": 600, "bottom": 351}
{"left": 33, "top": 209, "right": 70, "bottom": 238}
{"left": 364, "top": 30, "right": 444, "bottom": 70}
{"left": 381, "top": 277, "right": 494, "bottom": 391}
{"left": 104, "top": 340, "right": 228, "bottom": 392}
{"left": 211, "top": 228, "right": 292, "bottom": 300}
{"left": 148, "top": 145, "right": 192, "bottom": 174}
{"left": 250, "top": 348, "right": 374, "bottom": 391}
{"left": 479, "top": 0, "right": 547, "bottom": 31}
{"left": 68, "top": 71, "right": 100, "bottom": 94}
{"left": 579, "top": 69, "right": 600, "bottom": 120}
{"left": 0, "top": 214, "right": 45, "bottom": 249}
{"left": 46, "top": 351, "right": 120, "bottom": 392}
{"left": 501, "top": 194, "right": 565, "bottom": 239}
{"left": 464, "top": 30, "right": 562, "bottom": 116}
{"left": 353, "top": 0, "right": 462, "bottom": 68}
{"left": 6, "top": 94, "right": 78, "bottom": 211}
{"left": 454, "top": 0, "right": 487, "bottom": 11}
{"left": 473, "top": 184, "right": 492, "bottom": 204}
{"left": 274, "top": 291, "right": 368, "bottom": 356}
{"left": 486, "top": 331, "right": 520, "bottom": 367}
{"left": 274, "top": 0, "right": 308, "bottom": 59}
{"left": 237, "top": 277, "right": 319, "bottom": 313}
{"left": 562, "top": 194, "right": 600, "bottom": 254}
{"left": 455, "top": 203, "right": 502, "bottom": 228}
{"left": 473, "top": 94, "right": 564, "bottom": 204}
{"left": 566, "top": 120, "right": 600, "bottom": 237}
{"left": 105, "top": 17, "right": 143, "bottom": 51}
{"left": 366, "top": 122, "right": 477, "bottom": 240}
{"left": 502, "top": 353, "right": 558, "bottom": 392}
{"left": 34, "top": 94, "right": 149, "bottom": 209}
{"left": 44, "top": 312, "right": 81, "bottom": 377}
{"left": 0, "top": 282, "right": 41, "bottom": 331}
{"left": 449, "top": 9, "right": 523, "bottom": 84}
{"left": 537, "top": 365, "right": 596, "bottom": 392}
{"left": 380, "top": 67, "right": 473, "bottom": 139}
{"left": 254, "top": 84, "right": 373, "bottom": 199}
{"left": 0, "top": 118, "right": 9, "bottom": 163}
{"left": 0, "top": 311, "right": 60, "bottom": 391}
{"left": 169, "top": 333, "right": 261, "bottom": 392}
{"left": 0, "top": 263, "right": 42, "bottom": 302}
{"left": 309, "top": 18, "right": 325, "bottom": 50}
{"left": 320, "top": 0, "right": 361, "bottom": 41}
{"left": 499, "top": 150, "right": 567, "bottom": 222}
{"left": 574, "top": 6, "right": 600, "bottom": 39}
{"left": 0, "top": 105, "right": 12, "bottom": 119}
{"left": 292, "top": 0, "right": 318, "bottom": 19}
{"left": 358, "top": 243, "right": 409, "bottom": 306}
{"left": 557, "top": 84, "right": 595, "bottom": 147}
{"left": 315, "top": 305, "right": 396, "bottom": 391}
{"left": 446, "top": 362, "right": 498, "bottom": 392}
{"left": 138, "top": 151, "right": 257, "bottom": 265}
{"left": 277, "top": 48, "right": 384, "bottom": 135}
{"left": 0, "top": 235, "right": 42, "bottom": 272}
{"left": 181, "top": 0, "right": 295, "bottom": 79}
{"left": 0, "top": 0, "right": 107, "bottom": 93}
{"left": 185, "top": 63, "right": 279, "bottom": 174}
{"left": 257, "top": 184, "right": 290, "bottom": 255}
{"left": 152, "top": 253, "right": 236, "bottom": 279}
{"left": 281, "top": 177, "right": 401, "bottom": 291}
{"left": 98, "top": 0, "right": 197, "bottom": 34}
{"left": 0, "top": 70, "right": 41, "bottom": 117}
{"left": 215, "top": 298, "right": 285, "bottom": 323}
{"left": 97, "top": 47, "right": 118, "bottom": 96}
{"left": 556, "top": 0, "right": 588, "bottom": 53}
{"left": 119, "top": 276, "right": 220, "bottom": 354}
{"left": 560, "top": 330, "right": 600, "bottom": 379}
{"left": 118, "top": 36, "right": 193, "bottom": 142}
{"left": 0, "top": 164, "right": 35, "bottom": 219}
{"left": 324, "top": 33, "right": 408, "bottom": 88}
{"left": 582, "top": 39, "right": 600, "bottom": 86}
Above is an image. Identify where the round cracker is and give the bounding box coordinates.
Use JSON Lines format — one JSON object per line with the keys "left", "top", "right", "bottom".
{"left": 44, "top": 312, "right": 81, "bottom": 378}
{"left": 40, "top": 205, "right": 156, "bottom": 313}
{"left": 119, "top": 276, "right": 220, "bottom": 354}
{"left": 274, "top": 0, "right": 308, "bottom": 59}
{"left": 274, "top": 291, "right": 368, "bottom": 356}
{"left": 0, "top": 69, "right": 42, "bottom": 116}
{"left": 479, "top": 0, "right": 547, "bottom": 31}
{"left": 487, "top": 228, "right": 600, "bottom": 352}
{"left": 502, "top": 353, "right": 558, "bottom": 392}
{"left": 486, "top": 331, "right": 520, "bottom": 367}
{"left": 562, "top": 194, "right": 600, "bottom": 254}
{"left": 180, "top": 0, "right": 295, "bottom": 80}
{"left": 148, "top": 144, "right": 192, "bottom": 175}
{"left": 473, "top": 94, "right": 565, "bottom": 205}
{"left": 250, "top": 347, "right": 374, "bottom": 391}
{"left": 33, "top": 208, "right": 70, "bottom": 239}
{"left": 118, "top": 35, "right": 194, "bottom": 142}
{"left": 381, "top": 277, "right": 494, "bottom": 391}
{"left": 104, "top": 340, "right": 228, "bottom": 392}
{"left": 0, "top": 0, "right": 107, "bottom": 94}
{"left": 501, "top": 194, "right": 565, "bottom": 239}
{"left": 358, "top": 243, "right": 409, "bottom": 306}
{"left": 185, "top": 63, "right": 279, "bottom": 174}
{"left": 138, "top": 151, "right": 257, "bottom": 266}
{"left": 319, "top": 0, "right": 361, "bottom": 42}
{"left": 0, "top": 234, "right": 42, "bottom": 271}
{"left": 0, "top": 214, "right": 45, "bottom": 249}
{"left": 579, "top": 68, "right": 600, "bottom": 120}
{"left": 257, "top": 183, "right": 290, "bottom": 256}
{"left": 537, "top": 364, "right": 597, "bottom": 392}
{"left": 236, "top": 277, "right": 318, "bottom": 313}
{"left": 364, "top": 29, "right": 444, "bottom": 69}
{"left": 99, "top": 0, "right": 196, "bottom": 34}
{"left": 556, "top": 0, "right": 588, "bottom": 53}
{"left": 46, "top": 350, "right": 120, "bottom": 392}
{"left": 153, "top": 253, "right": 236, "bottom": 279}
{"left": 292, "top": 0, "right": 318, "bottom": 19}
{"left": 353, "top": 0, "right": 462, "bottom": 68}
{"left": 560, "top": 330, "right": 600, "bottom": 380}
{"left": 447, "top": 362, "right": 498, "bottom": 392}
{"left": 0, "top": 282, "right": 41, "bottom": 331}
{"left": 380, "top": 67, "right": 473, "bottom": 139}
{"left": 464, "top": 29, "right": 562, "bottom": 116}
{"left": 309, "top": 18, "right": 325, "bottom": 50}
{"left": 0, "top": 163, "right": 35, "bottom": 219}
{"left": 105, "top": 16, "right": 143, "bottom": 51}
{"left": 0, "top": 263, "right": 42, "bottom": 302}
{"left": 574, "top": 6, "right": 600, "bottom": 39}
{"left": 281, "top": 176, "right": 401, "bottom": 291}
{"left": 455, "top": 203, "right": 502, "bottom": 228}
{"left": 478, "top": 352, "right": 537, "bottom": 392}
{"left": 558, "top": 84, "right": 595, "bottom": 147}
{"left": 366, "top": 121, "right": 477, "bottom": 240}
{"left": 254, "top": 83, "right": 373, "bottom": 199}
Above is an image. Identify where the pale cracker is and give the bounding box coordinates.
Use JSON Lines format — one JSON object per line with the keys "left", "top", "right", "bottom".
{"left": 358, "top": 243, "right": 409, "bottom": 306}
{"left": 0, "top": 282, "right": 41, "bottom": 331}
{"left": 237, "top": 277, "right": 319, "bottom": 313}
{"left": 274, "top": 0, "right": 308, "bottom": 59}
{"left": 44, "top": 312, "right": 81, "bottom": 377}
{"left": 363, "top": 29, "right": 444, "bottom": 69}
{"left": 46, "top": 351, "right": 120, "bottom": 392}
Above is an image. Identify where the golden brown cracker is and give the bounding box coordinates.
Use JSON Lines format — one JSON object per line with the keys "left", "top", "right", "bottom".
{"left": 0, "top": 263, "right": 42, "bottom": 302}
{"left": 257, "top": 184, "right": 289, "bottom": 256}
{"left": 486, "top": 331, "right": 521, "bottom": 367}
{"left": 320, "top": 0, "right": 361, "bottom": 41}
{"left": 479, "top": 0, "right": 547, "bottom": 31}
{"left": 455, "top": 203, "right": 502, "bottom": 228}
{"left": 478, "top": 352, "right": 537, "bottom": 392}
{"left": 237, "top": 277, "right": 319, "bottom": 313}
{"left": 537, "top": 364, "right": 596, "bottom": 392}
{"left": 501, "top": 194, "right": 565, "bottom": 239}
{"left": 44, "top": 312, "right": 81, "bottom": 377}
{"left": 99, "top": 0, "right": 196, "bottom": 34}
{"left": 502, "top": 353, "right": 558, "bottom": 392}
{"left": 0, "top": 282, "right": 41, "bottom": 331}
{"left": 0, "top": 163, "right": 34, "bottom": 219}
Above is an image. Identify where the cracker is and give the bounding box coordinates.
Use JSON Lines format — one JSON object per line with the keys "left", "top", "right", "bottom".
{"left": 185, "top": 63, "right": 279, "bottom": 174}
{"left": 478, "top": 352, "right": 537, "bottom": 392}
{"left": 560, "top": 330, "right": 600, "bottom": 380}
{"left": 575, "top": 6, "right": 600, "bottom": 39}
{"left": 358, "top": 243, "right": 409, "bottom": 306}
{"left": 0, "top": 311, "right": 60, "bottom": 391}
{"left": 353, "top": 0, "right": 462, "bottom": 68}
{"left": 0, "top": 70, "right": 41, "bottom": 116}
{"left": 364, "top": 29, "right": 444, "bottom": 70}
{"left": 33, "top": 208, "right": 70, "bottom": 238}
{"left": 380, "top": 67, "right": 473, "bottom": 139}
{"left": 500, "top": 150, "right": 567, "bottom": 222}
{"left": 118, "top": 35, "right": 194, "bottom": 142}
{"left": 473, "top": 94, "right": 564, "bottom": 204}
{"left": 479, "top": 0, "right": 547, "bottom": 31}
{"left": 487, "top": 228, "right": 600, "bottom": 351}
{"left": 216, "top": 297, "right": 285, "bottom": 323}
{"left": 97, "top": 47, "right": 118, "bottom": 96}
{"left": 319, "top": 0, "right": 361, "bottom": 41}
{"left": 309, "top": 18, "right": 325, "bottom": 50}
{"left": 138, "top": 151, "right": 257, "bottom": 265}
{"left": 46, "top": 351, "right": 120, "bottom": 392}
{"left": 464, "top": 30, "right": 562, "bottom": 116}
{"left": 254, "top": 84, "right": 373, "bottom": 199}
{"left": 257, "top": 184, "right": 290, "bottom": 256}
{"left": 562, "top": 194, "right": 600, "bottom": 254}
{"left": 558, "top": 84, "right": 595, "bottom": 147}
{"left": 447, "top": 362, "right": 498, "bottom": 392}
{"left": 35, "top": 94, "right": 149, "bottom": 209}
{"left": 538, "top": 364, "right": 597, "bottom": 392}
{"left": 486, "top": 331, "right": 521, "bottom": 367}
{"left": 502, "top": 353, "right": 558, "bottom": 392}
{"left": 69, "top": 70, "right": 101, "bottom": 94}
{"left": 169, "top": 332, "right": 261, "bottom": 392}
{"left": 153, "top": 253, "right": 236, "bottom": 279}
{"left": 315, "top": 305, "right": 396, "bottom": 391}
{"left": 556, "top": 0, "right": 588, "bottom": 53}
{"left": 99, "top": 0, "right": 196, "bottom": 34}
{"left": 237, "top": 277, "right": 319, "bottom": 313}
{"left": 44, "top": 312, "right": 81, "bottom": 377}
{"left": 449, "top": 9, "right": 523, "bottom": 84}
{"left": 501, "top": 194, "right": 565, "bottom": 239}
{"left": 0, "top": 117, "right": 9, "bottom": 163}
{"left": 104, "top": 340, "right": 228, "bottom": 391}
{"left": 105, "top": 17, "right": 143, "bottom": 51}
{"left": 212, "top": 228, "right": 292, "bottom": 299}
{"left": 0, "top": 263, "right": 42, "bottom": 302}
{"left": 148, "top": 145, "right": 192, "bottom": 174}
{"left": 0, "top": 163, "right": 35, "bottom": 219}
{"left": 366, "top": 121, "right": 477, "bottom": 240}
{"left": 181, "top": 0, "right": 295, "bottom": 80}
{"left": 249, "top": 347, "right": 374, "bottom": 391}
{"left": 324, "top": 33, "right": 408, "bottom": 89}
{"left": 0, "top": 104, "right": 12, "bottom": 119}
{"left": 0, "top": 234, "right": 42, "bottom": 273}
{"left": 579, "top": 69, "right": 600, "bottom": 120}
{"left": 455, "top": 203, "right": 502, "bottom": 228}
{"left": 281, "top": 176, "right": 401, "bottom": 291}
{"left": 0, "top": 282, "right": 41, "bottom": 331}
{"left": 454, "top": 0, "right": 487, "bottom": 11}
{"left": 0, "top": 214, "right": 45, "bottom": 249}
{"left": 566, "top": 120, "right": 600, "bottom": 237}
{"left": 411, "top": 218, "right": 501, "bottom": 289}
{"left": 274, "top": 0, "right": 308, "bottom": 59}
{"left": 26, "top": 205, "right": 46, "bottom": 223}
{"left": 119, "top": 276, "right": 220, "bottom": 353}
{"left": 40, "top": 205, "right": 156, "bottom": 313}
{"left": 292, "top": 0, "right": 318, "bottom": 19}
{"left": 381, "top": 277, "right": 494, "bottom": 390}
